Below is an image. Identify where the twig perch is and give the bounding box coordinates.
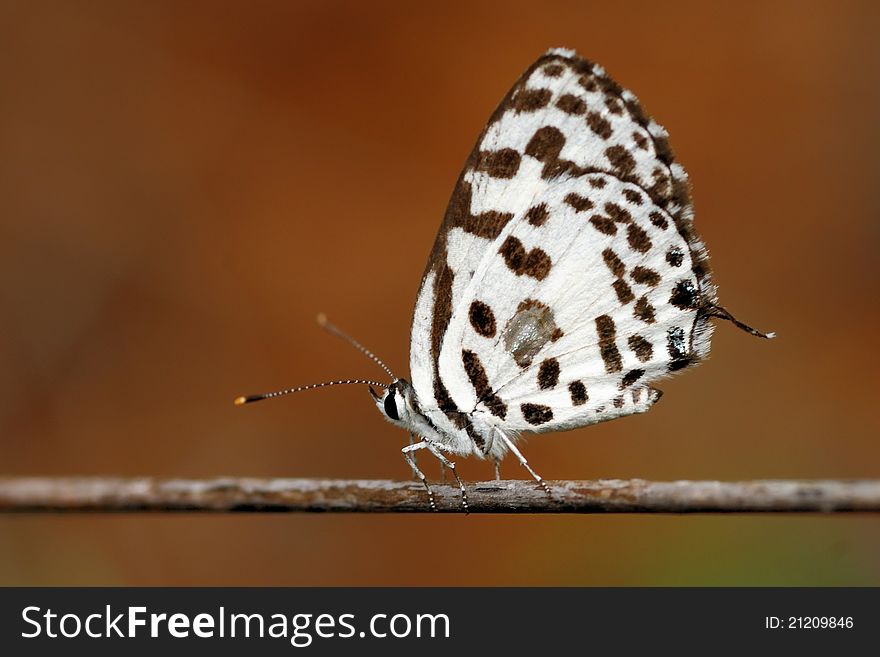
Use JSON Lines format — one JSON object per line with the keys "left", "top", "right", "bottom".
{"left": 0, "top": 477, "right": 878, "bottom": 513}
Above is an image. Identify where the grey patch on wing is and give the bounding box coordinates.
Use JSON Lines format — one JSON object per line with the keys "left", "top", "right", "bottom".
{"left": 502, "top": 299, "right": 559, "bottom": 368}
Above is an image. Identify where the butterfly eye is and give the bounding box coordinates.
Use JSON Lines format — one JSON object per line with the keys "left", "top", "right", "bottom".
{"left": 383, "top": 386, "right": 400, "bottom": 421}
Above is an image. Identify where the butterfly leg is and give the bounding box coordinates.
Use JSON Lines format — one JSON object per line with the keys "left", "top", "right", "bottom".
{"left": 494, "top": 459, "right": 502, "bottom": 481}
{"left": 495, "top": 429, "right": 552, "bottom": 497}
{"left": 408, "top": 433, "right": 419, "bottom": 481}
{"left": 401, "top": 441, "right": 436, "bottom": 511}
{"left": 424, "top": 442, "right": 468, "bottom": 513}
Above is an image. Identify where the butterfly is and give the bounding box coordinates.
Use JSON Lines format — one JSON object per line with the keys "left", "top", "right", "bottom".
{"left": 236, "top": 48, "right": 773, "bottom": 511}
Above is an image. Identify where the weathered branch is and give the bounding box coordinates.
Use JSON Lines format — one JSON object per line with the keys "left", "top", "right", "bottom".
{"left": 0, "top": 477, "right": 878, "bottom": 513}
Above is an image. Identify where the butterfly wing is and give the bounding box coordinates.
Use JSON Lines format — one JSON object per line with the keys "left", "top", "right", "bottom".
{"left": 410, "top": 48, "right": 715, "bottom": 446}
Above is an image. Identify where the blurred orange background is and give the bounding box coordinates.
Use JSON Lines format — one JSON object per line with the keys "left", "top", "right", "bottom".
{"left": 1, "top": 0, "right": 878, "bottom": 586}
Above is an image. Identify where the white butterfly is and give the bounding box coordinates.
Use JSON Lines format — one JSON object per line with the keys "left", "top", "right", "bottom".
{"left": 237, "top": 48, "right": 773, "bottom": 511}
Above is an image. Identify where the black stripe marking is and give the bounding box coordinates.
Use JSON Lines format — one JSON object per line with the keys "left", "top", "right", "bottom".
{"left": 462, "top": 350, "right": 507, "bottom": 419}
{"left": 595, "top": 315, "right": 622, "bottom": 373}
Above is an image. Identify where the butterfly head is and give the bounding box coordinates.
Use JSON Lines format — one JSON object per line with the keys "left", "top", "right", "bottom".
{"left": 369, "top": 378, "right": 416, "bottom": 429}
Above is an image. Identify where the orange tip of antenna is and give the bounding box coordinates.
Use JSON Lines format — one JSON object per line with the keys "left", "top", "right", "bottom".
{"left": 316, "top": 312, "right": 328, "bottom": 327}
{"left": 233, "top": 396, "right": 247, "bottom": 406}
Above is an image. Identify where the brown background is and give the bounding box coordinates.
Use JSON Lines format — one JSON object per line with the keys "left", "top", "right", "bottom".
{"left": 1, "top": 0, "right": 878, "bottom": 585}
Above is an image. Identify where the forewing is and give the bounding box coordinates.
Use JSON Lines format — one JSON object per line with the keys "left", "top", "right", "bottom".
{"left": 411, "top": 48, "right": 715, "bottom": 437}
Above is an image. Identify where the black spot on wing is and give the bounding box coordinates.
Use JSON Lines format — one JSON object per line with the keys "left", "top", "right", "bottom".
{"left": 628, "top": 335, "right": 653, "bottom": 362}
{"left": 620, "top": 369, "right": 645, "bottom": 388}
{"left": 538, "top": 358, "right": 560, "bottom": 389}
{"left": 670, "top": 280, "right": 699, "bottom": 309}
{"left": 526, "top": 204, "right": 550, "bottom": 227}
{"left": 569, "top": 381, "right": 588, "bottom": 406}
{"left": 475, "top": 148, "right": 521, "bottom": 178}
{"left": 634, "top": 295, "right": 656, "bottom": 324}
{"left": 631, "top": 266, "right": 660, "bottom": 287}
{"left": 468, "top": 300, "right": 497, "bottom": 338}
{"left": 521, "top": 403, "right": 554, "bottom": 425}
{"left": 667, "top": 327, "right": 692, "bottom": 371}
{"left": 499, "top": 236, "right": 552, "bottom": 280}
{"left": 666, "top": 247, "right": 684, "bottom": 267}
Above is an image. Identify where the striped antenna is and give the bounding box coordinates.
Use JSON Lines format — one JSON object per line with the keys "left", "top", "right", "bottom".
{"left": 316, "top": 313, "right": 396, "bottom": 379}
{"left": 234, "top": 379, "right": 388, "bottom": 406}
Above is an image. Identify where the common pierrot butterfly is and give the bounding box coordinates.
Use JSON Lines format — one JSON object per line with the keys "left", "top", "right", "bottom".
{"left": 236, "top": 48, "right": 773, "bottom": 511}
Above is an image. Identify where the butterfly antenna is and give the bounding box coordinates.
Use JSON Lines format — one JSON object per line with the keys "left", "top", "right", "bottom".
{"left": 234, "top": 379, "right": 388, "bottom": 406}
{"left": 707, "top": 304, "right": 776, "bottom": 339}
{"left": 316, "top": 313, "right": 396, "bottom": 379}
